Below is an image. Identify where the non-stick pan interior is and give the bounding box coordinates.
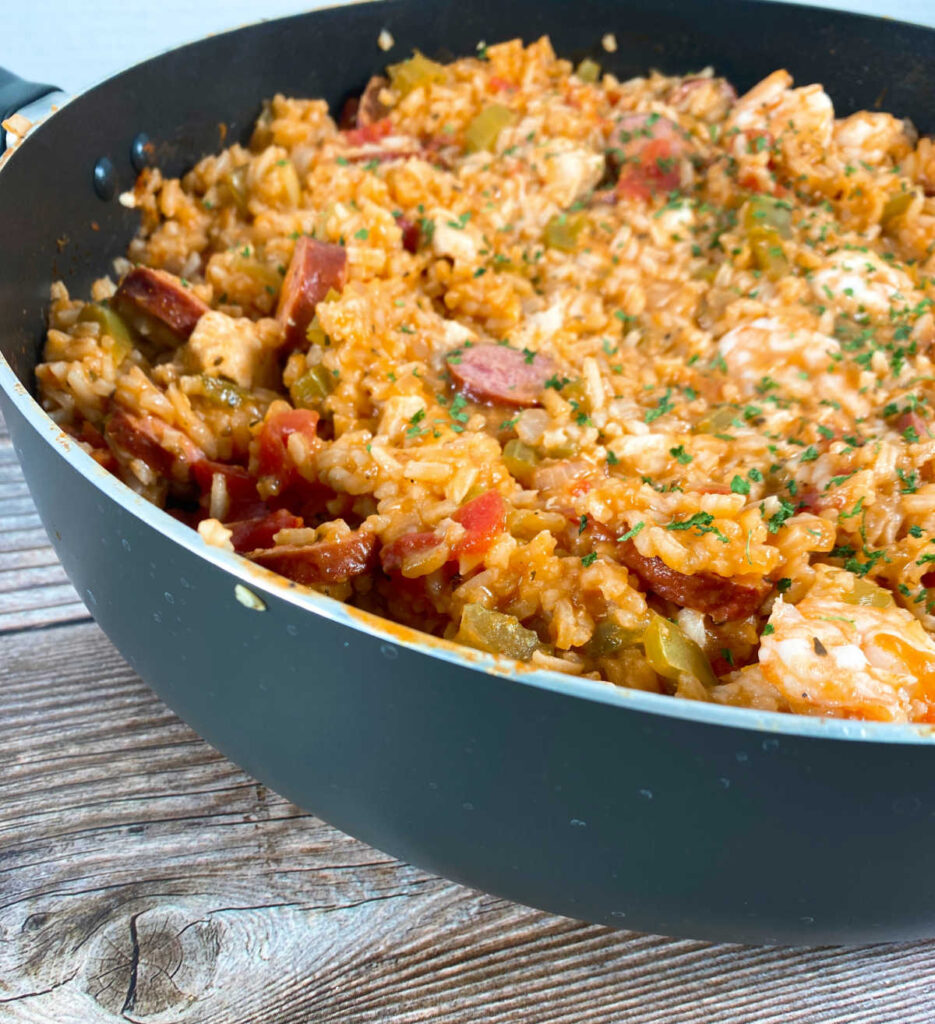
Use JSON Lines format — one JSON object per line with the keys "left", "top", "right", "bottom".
{"left": 2, "top": 0, "right": 935, "bottom": 385}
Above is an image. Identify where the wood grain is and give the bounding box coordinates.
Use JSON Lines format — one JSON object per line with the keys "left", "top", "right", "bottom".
{"left": 3, "top": 409, "right": 935, "bottom": 1023}
{"left": 0, "top": 428, "right": 88, "bottom": 634}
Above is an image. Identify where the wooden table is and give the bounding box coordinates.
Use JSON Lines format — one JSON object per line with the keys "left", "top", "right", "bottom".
{"left": 3, "top": 413, "right": 935, "bottom": 1023}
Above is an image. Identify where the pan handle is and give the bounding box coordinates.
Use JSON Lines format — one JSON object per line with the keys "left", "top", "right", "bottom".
{"left": 0, "top": 67, "right": 60, "bottom": 151}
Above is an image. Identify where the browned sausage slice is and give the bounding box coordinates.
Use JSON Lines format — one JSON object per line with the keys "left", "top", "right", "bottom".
{"left": 112, "top": 267, "right": 209, "bottom": 343}
{"left": 616, "top": 539, "right": 767, "bottom": 623}
{"left": 104, "top": 408, "right": 203, "bottom": 480}
{"left": 397, "top": 216, "right": 421, "bottom": 253}
{"left": 276, "top": 237, "right": 347, "bottom": 349}
{"left": 357, "top": 75, "right": 391, "bottom": 126}
{"left": 447, "top": 344, "right": 555, "bottom": 407}
{"left": 248, "top": 530, "right": 377, "bottom": 585}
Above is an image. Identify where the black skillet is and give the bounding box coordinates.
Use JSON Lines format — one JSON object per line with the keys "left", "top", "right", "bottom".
{"left": 2, "top": 0, "right": 935, "bottom": 945}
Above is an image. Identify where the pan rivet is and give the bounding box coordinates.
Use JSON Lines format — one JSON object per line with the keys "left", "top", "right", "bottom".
{"left": 234, "top": 583, "right": 267, "bottom": 611}
{"left": 130, "top": 133, "right": 152, "bottom": 172}
{"left": 92, "top": 157, "right": 116, "bottom": 200}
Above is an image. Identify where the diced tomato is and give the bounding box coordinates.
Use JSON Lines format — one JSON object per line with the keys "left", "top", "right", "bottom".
{"left": 257, "top": 409, "right": 320, "bottom": 481}
{"left": 451, "top": 489, "right": 507, "bottom": 557}
{"left": 488, "top": 75, "right": 514, "bottom": 94}
{"left": 617, "top": 137, "right": 681, "bottom": 200}
{"left": 380, "top": 530, "right": 440, "bottom": 573}
{"left": 380, "top": 490, "right": 507, "bottom": 575}
{"left": 345, "top": 117, "right": 394, "bottom": 145}
{"left": 227, "top": 508, "right": 303, "bottom": 553}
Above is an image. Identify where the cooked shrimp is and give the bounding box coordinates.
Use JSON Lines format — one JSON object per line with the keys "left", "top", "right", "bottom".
{"left": 833, "top": 111, "right": 915, "bottom": 167}
{"left": 810, "top": 251, "right": 919, "bottom": 320}
{"left": 717, "top": 317, "right": 841, "bottom": 401}
{"left": 758, "top": 565, "right": 935, "bottom": 721}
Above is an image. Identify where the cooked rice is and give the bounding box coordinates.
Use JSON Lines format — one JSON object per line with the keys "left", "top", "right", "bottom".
{"left": 35, "top": 37, "right": 935, "bottom": 722}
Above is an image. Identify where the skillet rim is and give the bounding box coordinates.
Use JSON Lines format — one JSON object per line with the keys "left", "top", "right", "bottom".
{"left": 3, "top": 0, "right": 935, "bottom": 747}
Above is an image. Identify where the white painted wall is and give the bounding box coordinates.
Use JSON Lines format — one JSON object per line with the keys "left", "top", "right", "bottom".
{"left": 3, "top": 0, "right": 934, "bottom": 93}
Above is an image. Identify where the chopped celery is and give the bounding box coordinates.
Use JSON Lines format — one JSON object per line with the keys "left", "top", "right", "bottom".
{"left": 643, "top": 613, "right": 718, "bottom": 687}
{"left": 77, "top": 302, "right": 134, "bottom": 364}
{"left": 544, "top": 212, "right": 588, "bottom": 252}
{"left": 575, "top": 58, "right": 601, "bottom": 83}
{"left": 502, "top": 438, "right": 539, "bottom": 485}
{"left": 219, "top": 165, "right": 248, "bottom": 213}
{"left": 464, "top": 104, "right": 516, "bottom": 154}
{"left": 388, "top": 51, "right": 446, "bottom": 97}
{"left": 743, "top": 195, "right": 793, "bottom": 238}
{"left": 290, "top": 364, "right": 335, "bottom": 409}
{"left": 693, "top": 404, "right": 739, "bottom": 434}
{"left": 306, "top": 314, "right": 329, "bottom": 348}
{"left": 456, "top": 603, "right": 539, "bottom": 661}
{"left": 881, "top": 190, "right": 914, "bottom": 228}
{"left": 560, "top": 377, "right": 591, "bottom": 414}
{"left": 198, "top": 375, "right": 247, "bottom": 408}
{"left": 749, "top": 226, "right": 789, "bottom": 280}
{"left": 585, "top": 620, "right": 641, "bottom": 658}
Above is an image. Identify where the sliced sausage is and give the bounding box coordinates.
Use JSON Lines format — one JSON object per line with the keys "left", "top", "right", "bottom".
{"left": 344, "top": 144, "right": 425, "bottom": 165}
{"left": 398, "top": 216, "right": 421, "bottom": 254}
{"left": 112, "top": 267, "right": 209, "bottom": 345}
{"left": 447, "top": 344, "right": 555, "bottom": 407}
{"left": 276, "top": 237, "right": 347, "bottom": 349}
{"left": 357, "top": 76, "right": 391, "bottom": 127}
{"left": 616, "top": 538, "right": 767, "bottom": 623}
{"left": 380, "top": 530, "right": 442, "bottom": 574}
{"left": 607, "top": 113, "right": 690, "bottom": 199}
{"left": 248, "top": 530, "right": 377, "bottom": 585}
{"left": 338, "top": 96, "right": 360, "bottom": 131}
{"left": 105, "top": 408, "right": 202, "bottom": 479}
{"left": 227, "top": 508, "right": 303, "bottom": 553}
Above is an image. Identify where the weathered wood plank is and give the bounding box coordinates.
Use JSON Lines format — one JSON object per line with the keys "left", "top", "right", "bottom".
{"left": 1, "top": 620, "right": 935, "bottom": 1024}
{"left": 0, "top": 418, "right": 89, "bottom": 633}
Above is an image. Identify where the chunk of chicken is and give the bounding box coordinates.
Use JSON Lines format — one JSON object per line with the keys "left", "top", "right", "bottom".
{"left": 182, "top": 311, "right": 279, "bottom": 390}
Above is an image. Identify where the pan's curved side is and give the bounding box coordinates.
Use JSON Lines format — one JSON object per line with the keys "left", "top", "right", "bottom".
{"left": 5, "top": 391, "right": 935, "bottom": 946}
